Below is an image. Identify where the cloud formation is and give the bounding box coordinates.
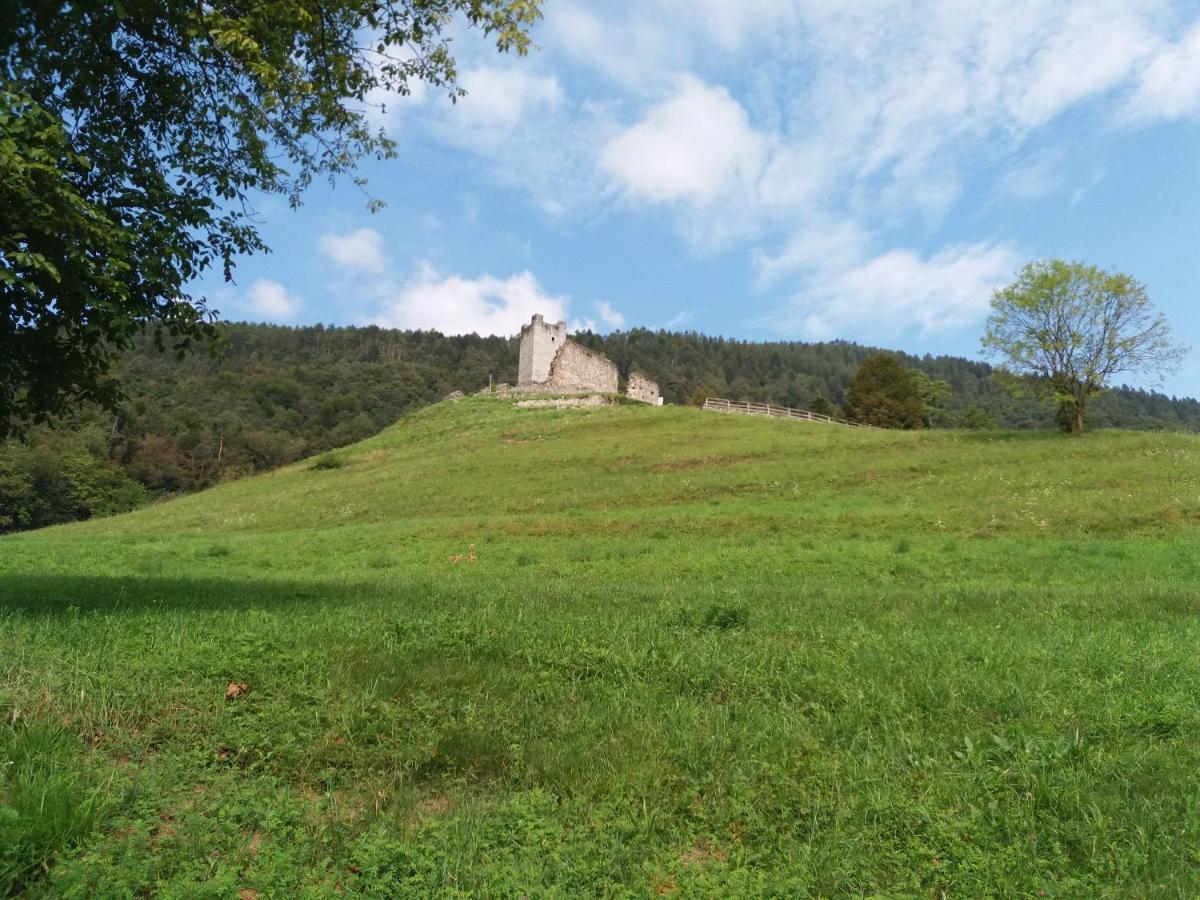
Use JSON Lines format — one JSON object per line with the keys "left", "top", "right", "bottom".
{"left": 599, "top": 76, "right": 765, "bottom": 204}
{"left": 456, "top": 66, "right": 565, "bottom": 133}
{"left": 1129, "top": 20, "right": 1200, "bottom": 120}
{"left": 784, "top": 242, "right": 1023, "bottom": 342}
{"left": 244, "top": 279, "right": 303, "bottom": 320}
{"left": 594, "top": 300, "right": 625, "bottom": 329}
{"left": 373, "top": 262, "right": 570, "bottom": 336}
{"left": 318, "top": 228, "right": 388, "bottom": 273}
{"left": 552, "top": 0, "right": 1199, "bottom": 341}
{"left": 306, "top": 2, "right": 1200, "bottom": 351}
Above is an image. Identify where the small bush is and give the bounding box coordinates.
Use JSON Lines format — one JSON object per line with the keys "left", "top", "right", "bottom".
{"left": 701, "top": 604, "right": 750, "bottom": 631}
{"left": 894, "top": 538, "right": 912, "bottom": 554}
{"left": 310, "top": 454, "right": 346, "bottom": 471}
{"left": 516, "top": 553, "right": 537, "bottom": 567}
{"left": 204, "top": 544, "right": 232, "bottom": 558}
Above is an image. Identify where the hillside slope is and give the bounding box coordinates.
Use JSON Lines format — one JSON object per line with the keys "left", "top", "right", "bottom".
{"left": 4, "top": 399, "right": 1200, "bottom": 895}
{"left": 16, "top": 395, "right": 1200, "bottom": 544}
{"left": 6, "top": 320, "right": 1199, "bottom": 535}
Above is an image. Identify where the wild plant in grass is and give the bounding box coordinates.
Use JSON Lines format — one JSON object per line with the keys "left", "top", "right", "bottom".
{"left": 310, "top": 454, "right": 346, "bottom": 471}
{"left": 0, "top": 724, "right": 107, "bottom": 895}
{"left": 449, "top": 544, "right": 477, "bottom": 564}
{"left": 701, "top": 604, "right": 750, "bottom": 630}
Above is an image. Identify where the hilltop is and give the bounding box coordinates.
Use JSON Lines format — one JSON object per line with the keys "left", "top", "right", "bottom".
{"left": 4, "top": 321, "right": 1199, "bottom": 534}
{"left": 4, "top": 399, "right": 1200, "bottom": 895}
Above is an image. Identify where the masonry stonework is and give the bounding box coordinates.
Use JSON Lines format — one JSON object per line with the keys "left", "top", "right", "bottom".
{"left": 626, "top": 371, "right": 662, "bottom": 405}
{"left": 517, "top": 314, "right": 567, "bottom": 387}
{"left": 517, "top": 314, "right": 618, "bottom": 393}
{"left": 547, "top": 340, "right": 619, "bottom": 392}
{"left": 513, "top": 314, "right": 657, "bottom": 403}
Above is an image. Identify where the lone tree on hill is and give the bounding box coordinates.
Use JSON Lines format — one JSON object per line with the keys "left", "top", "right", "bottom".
{"left": 0, "top": 0, "right": 542, "bottom": 440}
{"left": 982, "top": 260, "right": 1186, "bottom": 434}
{"left": 845, "top": 353, "right": 927, "bottom": 428}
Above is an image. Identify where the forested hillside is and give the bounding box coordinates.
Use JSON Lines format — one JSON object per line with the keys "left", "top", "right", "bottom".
{"left": 2, "top": 321, "right": 1197, "bottom": 532}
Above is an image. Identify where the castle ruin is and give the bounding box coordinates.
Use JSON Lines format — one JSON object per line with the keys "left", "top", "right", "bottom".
{"left": 517, "top": 314, "right": 618, "bottom": 393}
{"left": 515, "top": 314, "right": 661, "bottom": 404}
{"left": 626, "top": 371, "right": 662, "bottom": 405}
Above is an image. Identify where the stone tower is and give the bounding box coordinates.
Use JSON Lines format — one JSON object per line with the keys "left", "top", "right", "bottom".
{"left": 517, "top": 314, "right": 568, "bottom": 387}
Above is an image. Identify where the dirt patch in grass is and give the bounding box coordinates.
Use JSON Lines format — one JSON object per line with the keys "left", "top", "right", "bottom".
{"left": 651, "top": 455, "right": 724, "bottom": 473}
{"left": 245, "top": 830, "right": 265, "bottom": 858}
{"left": 678, "top": 837, "right": 727, "bottom": 868}
{"left": 413, "top": 793, "right": 453, "bottom": 818}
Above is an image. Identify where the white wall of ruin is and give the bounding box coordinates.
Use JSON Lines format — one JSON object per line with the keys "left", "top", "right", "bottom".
{"left": 517, "top": 315, "right": 567, "bottom": 387}
{"left": 626, "top": 371, "right": 661, "bottom": 404}
{"left": 547, "top": 340, "right": 619, "bottom": 393}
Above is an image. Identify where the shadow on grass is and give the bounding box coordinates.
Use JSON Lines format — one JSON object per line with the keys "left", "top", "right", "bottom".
{"left": 0, "top": 573, "right": 418, "bottom": 616}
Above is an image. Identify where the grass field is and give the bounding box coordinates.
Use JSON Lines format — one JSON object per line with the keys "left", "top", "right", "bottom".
{"left": 4, "top": 396, "right": 1200, "bottom": 896}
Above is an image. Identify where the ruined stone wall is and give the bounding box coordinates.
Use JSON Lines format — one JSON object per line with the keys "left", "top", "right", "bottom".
{"left": 517, "top": 314, "right": 567, "bottom": 387}
{"left": 547, "top": 340, "right": 619, "bottom": 393}
{"left": 626, "top": 371, "right": 662, "bottom": 405}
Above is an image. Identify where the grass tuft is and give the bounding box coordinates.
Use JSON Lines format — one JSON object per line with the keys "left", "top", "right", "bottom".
{"left": 700, "top": 603, "right": 751, "bottom": 630}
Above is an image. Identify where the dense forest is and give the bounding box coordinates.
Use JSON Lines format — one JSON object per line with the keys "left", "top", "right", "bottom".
{"left": 3, "top": 321, "right": 1198, "bottom": 533}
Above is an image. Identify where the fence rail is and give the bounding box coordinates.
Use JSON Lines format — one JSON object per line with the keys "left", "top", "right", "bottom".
{"left": 702, "top": 397, "right": 868, "bottom": 428}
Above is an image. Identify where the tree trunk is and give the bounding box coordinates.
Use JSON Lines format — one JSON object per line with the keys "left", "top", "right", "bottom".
{"left": 1071, "top": 398, "right": 1087, "bottom": 435}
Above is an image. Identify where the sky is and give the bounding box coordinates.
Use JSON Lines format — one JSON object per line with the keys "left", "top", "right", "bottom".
{"left": 205, "top": 0, "right": 1200, "bottom": 397}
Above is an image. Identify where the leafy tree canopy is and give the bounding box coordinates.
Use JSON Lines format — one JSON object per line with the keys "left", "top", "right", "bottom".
{"left": 845, "top": 353, "right": 927, "bottom": 429}
{"left": 909, "top": 369, "right": 952, "bottom": 427}
{"left": 0, "top": 0, "right": 542, "bottom": 439}
{"left": 982, "top": 260, "right": 1186, "bottom": 434}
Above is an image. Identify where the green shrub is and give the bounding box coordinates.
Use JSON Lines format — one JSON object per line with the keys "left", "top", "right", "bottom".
{"left": 701, "top": 603, "right": 750, "bottom": 630}
{"left": 310, "top": 454, "right": 346, "bottom": 471}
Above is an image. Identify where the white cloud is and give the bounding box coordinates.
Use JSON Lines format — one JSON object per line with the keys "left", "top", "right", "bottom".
{"left": 594, "top": 300, "right": 625, "bottom": 329}
{"left": 373, "top": 262, "right": 568, "bottom": 336}
{"left": 663, "top": 310, "right": 694, "bottom": 329}
{"left": 455, "top": 66, "right": 565, "bottom": 134}
{"left": 1008, "top": 8, "right": 1154, "bottom": 128}
{"left": 754, "top": 220, "right": 872, "bottom": 284}
{"left": 1129, "top": 21, "right": 1200, "bottom": 120}
{"left": 318, "top": 228, "right": 388, "bottom": 273}
{"left": 783, "top": 241, "right": 1022, "bottom": 342}
{"left": 544, "top": 0, "right": 793, "bottom": 88}
{"left": 363, "top": 0, "right": 1200, "bottom": 346}
{"left": 599, "top": 76, "right": 766, "bottom": 205}
{"left": 544, "top": 3, "right": 679, "bottom": 89}
{"left": 244, "top": 278, "right": 303, "bottom": 321}
{"left": 542, "top": 1, "right": 1200, "bottom": 245}
{"left": 425, "top": 65, "right": 613, "bottom": 218}
{"left": 571, "top": 299, "right": 627, "bottom": 333}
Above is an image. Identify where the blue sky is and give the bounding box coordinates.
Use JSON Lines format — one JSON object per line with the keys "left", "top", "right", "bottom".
{"left": 206, "top": 0, "right": 1200, "bottom": 397}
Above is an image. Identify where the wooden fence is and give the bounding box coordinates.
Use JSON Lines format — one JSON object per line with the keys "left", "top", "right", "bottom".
{"left": 702, "top": 397, "right": 868, "bottom": 428}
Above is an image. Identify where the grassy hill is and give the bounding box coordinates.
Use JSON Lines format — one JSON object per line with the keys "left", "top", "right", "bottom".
{"left": 4, "top": 397, "right": 1200, "bottom": 895}
{"left": 7, "top": 321, "right": 1200, "bottom": 537}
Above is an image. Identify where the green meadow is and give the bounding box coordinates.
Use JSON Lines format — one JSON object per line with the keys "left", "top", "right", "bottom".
{"left": 4, "top": 396, "right": 1200, "bottom": 896}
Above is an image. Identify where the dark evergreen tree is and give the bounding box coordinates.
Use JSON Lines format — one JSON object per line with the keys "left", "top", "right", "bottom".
{"left": 845, "top": 354, "right": 927, "bottom": 428}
